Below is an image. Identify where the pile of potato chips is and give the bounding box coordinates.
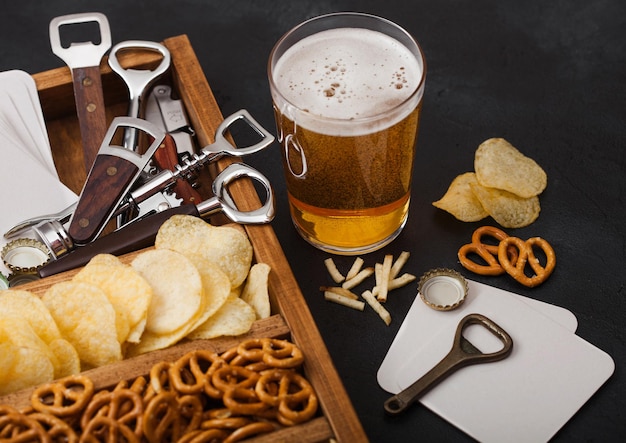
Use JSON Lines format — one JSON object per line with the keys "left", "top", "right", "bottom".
{"left": 433, "top": 138, "right": 547, "bottom": 228}
{"left": 0, "top": 215, "right": 271, "bottom": 395}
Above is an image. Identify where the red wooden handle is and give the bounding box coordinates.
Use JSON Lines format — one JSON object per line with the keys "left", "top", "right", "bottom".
{"left": 153, "top": 133, "right": 203, "bottom": 204}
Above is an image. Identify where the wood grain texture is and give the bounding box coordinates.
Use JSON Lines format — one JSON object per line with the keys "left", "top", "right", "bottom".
{"left": 3, "top": 35, "right": 366, "bottom": 442}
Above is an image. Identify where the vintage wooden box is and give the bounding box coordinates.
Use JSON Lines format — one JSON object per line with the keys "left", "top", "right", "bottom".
{"left": 0, "top": 34, "right": 367, "bottom": 442}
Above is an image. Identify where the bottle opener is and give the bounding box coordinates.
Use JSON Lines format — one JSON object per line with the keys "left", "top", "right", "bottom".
{"left": 384, "top": 313, "right": 513, "bottom": 415}
{"left": 49, "top": 12, "right": 111, "bottom": 174}
{"left": 38, "top": 162, "right": 275, "bottom": 277}
{"left": 68, "top": 116, "right": 166, "bottom": 245}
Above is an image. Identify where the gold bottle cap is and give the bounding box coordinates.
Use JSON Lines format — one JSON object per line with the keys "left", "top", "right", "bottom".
{"left": 1, "top": 238, "right": 50, "bottom": 274}
{"left": 418, "top": 268, "right": 468, "bottom": 311}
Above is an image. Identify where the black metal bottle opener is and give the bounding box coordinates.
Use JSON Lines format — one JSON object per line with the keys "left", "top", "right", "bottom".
{"left": 384, "top": 313, "right": 513, "bottom": 415}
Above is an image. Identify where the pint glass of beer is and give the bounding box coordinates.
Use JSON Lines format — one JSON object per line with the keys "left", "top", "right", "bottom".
{"left": 268, "top": 12, "right": 426, "bottom": 254}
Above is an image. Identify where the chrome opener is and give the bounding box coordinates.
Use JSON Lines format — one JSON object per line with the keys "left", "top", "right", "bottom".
{"left": 4, "top": 109, "right": 275, "bottom": 261}
{"left": 38, "top": 162, "right": 275, "bottom": 277}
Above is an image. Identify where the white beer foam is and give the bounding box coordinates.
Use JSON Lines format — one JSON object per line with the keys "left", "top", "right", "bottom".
{"left": 273, "top": 27, "right": 423, "bottom": 136}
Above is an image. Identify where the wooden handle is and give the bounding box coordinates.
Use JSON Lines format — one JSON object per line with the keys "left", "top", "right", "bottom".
{"left": 68, "top": 155, "right": 138, "bottom": 244}
{"left": 40, "top": 204, "right": 199, "bottom": 277}
{"left": 153, "top": 133, "right": 203, "bottom": 204}
{"left": 71, "top": 66, "right": 108, "bottom": 174}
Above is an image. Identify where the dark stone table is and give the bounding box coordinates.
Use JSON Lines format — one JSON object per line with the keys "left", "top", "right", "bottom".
{"left": 1, "top": 1, "right": 624, "bottom": 440}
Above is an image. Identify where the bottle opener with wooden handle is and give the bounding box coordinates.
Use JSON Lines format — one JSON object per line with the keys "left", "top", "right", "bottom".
{"left": 49, "top": 12, "right": 111, "bottom": 175}
{"left": 68, "top": 117, "right": 165, "bottom": 245}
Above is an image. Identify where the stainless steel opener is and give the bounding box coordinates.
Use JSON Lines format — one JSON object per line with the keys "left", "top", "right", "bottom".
{"left": 49, "top": 12, "right": 111, "bottom": 174}
{"left": 38, "top": 162, "right": 275, "bottom": 277}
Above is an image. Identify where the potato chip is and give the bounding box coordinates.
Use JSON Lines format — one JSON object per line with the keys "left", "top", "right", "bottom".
{"left": 155, "top": 215, "right": 253, "bottom": 288}
{"left": 0, "top": 289, "right": 61, "bottom": 343}
{"left": 42, "top": 281, "right": 122, "bottom": 368}
{"left": 48, "top": 338, "right": 81, "bottom": 379}
{"left": 88, "top": 253, "right": 124, "bottom": 266}
{"left": 74, "top": 258, "right": 153, "bottom": 343}
{"left": 125, "top": 326, "right": 190, "bottom": 357}
{"left": 185, "top": 253, "right": 231, "bottom": 330}
{"left": 240, "top": 263, "right": 272, "bottom": 319}
{"left": 131, "top": 248, "right": 203, "bottom": 336}
{"left": 474, "top": 138, "right": 547, "bottom": 198}
{"left": 432, "top": 172, "right": 489, "bottom": 222}
{"left": 187, "top": 297, "right": 256, "bottom": 340}
{"left": 0, "top": 317, "right": 55, "bottom": 395}
{"left": 470, "top": 182, "right": 541, "bottom": 228}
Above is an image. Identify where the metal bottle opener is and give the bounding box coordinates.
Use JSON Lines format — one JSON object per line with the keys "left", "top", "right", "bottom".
{"left": 384, "top": 313, "right": 513, "bottom": 415}
{"left": 67, "top": 116, "right": 166, "bottom": 245}
{"left": 49, "top": 12, "right": 111, "bottom": 174}
{"left": 38, "top": 162, "right": 275, "bottom": 277}
{"left": 4, "top": 110, "right": 275, "bottom": 261}
{"left": 108, "top": 40, "right": 171, "bottom": 151}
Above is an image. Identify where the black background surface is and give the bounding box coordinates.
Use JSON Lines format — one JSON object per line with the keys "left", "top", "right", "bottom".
{"left": 1, "top": 1, "right": 625, "bottom": 441}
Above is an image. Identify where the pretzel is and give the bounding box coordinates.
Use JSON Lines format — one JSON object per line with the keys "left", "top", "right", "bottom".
{"left": 223, "top": 421, "right": 276, "bottom": 442}
{"left": 222, "top": 387, "right": 267, "bottom": 416}
{"left": 255, "top": 369, "right": 318, "bottom": 426}
{"left": 498, "top": 236, "right": 556, "bottom": 287}
{"left": 237, "top": 338, "right": 304, "bottom": 369}
{"left": 201, "top": 416, "right": 251, "bottom": 430}
{"left": 26, "top": 411, "right": 78, "bottom": 443}
{"left": 80, "top": 389, "right": 143, "bottom": 440}
{"left": 0, "top": 411, "right": 50, "bottom": 443}
{"left": 143, "top": 392, "right": 183, "bottom": 443}
{"left": 80, "top": 415, "right": 140, "bottom": 443}
{"left": 31, "top": 375, "right": 94, "bottom": 418}
{"left": 211, "top": 366, "right": 260, "bottom": 394}
{"left": 177, "top": 428, "right": 229, "bottom": 443}
{"left": 458, "top": 226, "right": 518, "bottom": 275}
{"left": 177, "top": 394, "right": 204, "bottom": 435}
{"left": 169, "top": 350, "right": 226, "bottom": 396}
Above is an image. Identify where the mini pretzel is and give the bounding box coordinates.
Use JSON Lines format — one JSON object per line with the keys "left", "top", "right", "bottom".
{"left": 80, "top": 415, "right": 140, "bottom": 443}
{"left": 31, "top": 375, "right": 94, "bottom": 418}
{"left": 177, "top": 429, "right": 229, "bottom": 443}
{"left": 80, "top": 389, "right": 144, "bottom": 439}
{"left": 177, "top": 394, "right": 204, "bottom": 435}
{"left": 255, "top": 370, "right": 318, "bottom": 426}
{"left": 222, "top": 387, "right": 267, "bottom": 416}
{"left": 458, "top": 226, "right": 518, "bottom": 276}
{"left": 26, "top": 411, "right": 79, "bottom": 443}
{"left": 148, "top": 361, "right": 173, "bottom": 397}
{"left": 201, "top": 416, "right": 251, "bottom": 430}
{"left": 211, "top": 366, "right": 260, "bottom": 394}
{"left": 223, "top": 421, "right": 276, "bottom": 442}
{"left": 498, "top": 236, "right": 556, "bottom": 287}
{"left": 169, "top": 350, "right": 226, "bottom": 396}
{"left": 237, "top": 338, "right": 304, "bottom": 369}
{"left": 0, "top": 411, "right": 50, "bottom": 443}
{"left": 143, "top": 392, "right": 183, "bottom": 443}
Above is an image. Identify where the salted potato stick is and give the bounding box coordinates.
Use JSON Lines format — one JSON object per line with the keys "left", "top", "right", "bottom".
{"left": 342, "top": 267, "right": 374, "bottom": 290}
{"left": 374, "top": 262, "right": 383, "bottom": 288}
{"left": 324, "top": 291, "right": 365, "bottom": 311}
{"left": 372, "top": 273, "right": 417, "bottom": 297}
{"left": 324, "top": 258, "right": 345, "bottom": 283}
{"left": 390, "top": 273, "right": 417, "bottom": 289}
{"left": 362, "top": 290, "right": 391, "bottom": 325}
{"left": 345, "top": 257, "right": 365, "bottom": 281}
{"left": 376, "top": 255, "right": 393, "bottom": 302}
{"left": 390, "top": 251, "right": 410, "bottom": 280}
{"left": 320, "top": 286, "right": 359, "bottom": 300}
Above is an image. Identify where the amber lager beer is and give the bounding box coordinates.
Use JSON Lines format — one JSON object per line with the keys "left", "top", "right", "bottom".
{"left": 269, "top": 13, "right": 426, "bottom": 254}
